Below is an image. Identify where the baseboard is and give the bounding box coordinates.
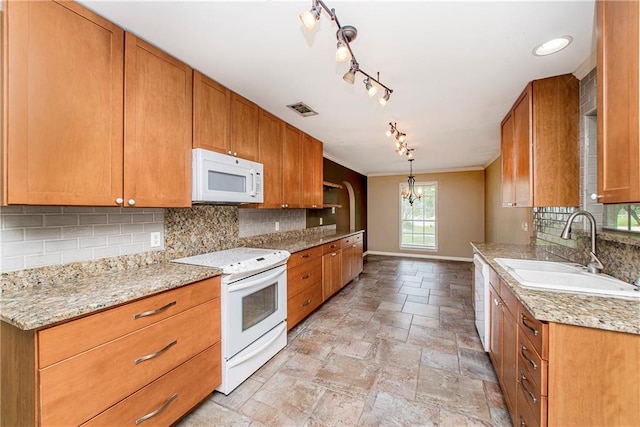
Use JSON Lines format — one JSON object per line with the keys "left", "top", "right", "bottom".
{"left": 366, "top": 251, "right": 472, "bottom": 262}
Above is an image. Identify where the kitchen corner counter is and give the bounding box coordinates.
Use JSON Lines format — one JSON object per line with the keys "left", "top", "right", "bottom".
{"left": 244, "top": 230, "right": 364, "bottom": 254}
{"left": 0, "top": 263, "right": 221, "bottom": 331}
{"left": 471, "top": 242, "right": 640, "bottom": 335}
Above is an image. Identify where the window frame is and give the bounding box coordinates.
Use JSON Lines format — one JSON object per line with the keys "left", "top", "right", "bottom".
{"left": 398, "top": 181, "right": 438, "bottom": 250}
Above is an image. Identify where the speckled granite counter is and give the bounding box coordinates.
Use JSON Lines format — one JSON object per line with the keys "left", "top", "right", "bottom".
{"left": 243, "top": 230, "right": 364, "bottom": 253}
{"left": 471, "top": 242, "right": 640, "bottom": 335}
{"left": 0, "top": 263, "right": 221, "bottom": 331}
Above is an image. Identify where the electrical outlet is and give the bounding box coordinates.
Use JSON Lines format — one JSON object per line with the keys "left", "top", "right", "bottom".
{"left": 331, "top": 207, "right": 336, "bottom": 214}
{"left": 521, "top": 222, "right": 529, "bottom": 232}
{"left": 275, "top": 221, "right": 280, "bottom": 231}
{"left": 319, "top": 217, "right": 323, "bottom": 225}
{"left": 150, "top": 232, "right": 162, "bottom": 248}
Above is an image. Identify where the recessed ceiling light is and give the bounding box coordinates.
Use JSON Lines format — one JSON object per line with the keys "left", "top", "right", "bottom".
{"left": 533, "top": 36, "right": 573, "bottom": 56}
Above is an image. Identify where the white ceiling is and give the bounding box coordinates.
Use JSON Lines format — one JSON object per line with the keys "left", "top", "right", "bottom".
{"left": 78, "top": 0, "right": 596, "bottom": 176}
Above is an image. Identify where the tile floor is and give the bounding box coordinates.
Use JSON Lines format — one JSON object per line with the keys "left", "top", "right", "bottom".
{"left": 179, "top": 255, "right": 512, "bottom": 426}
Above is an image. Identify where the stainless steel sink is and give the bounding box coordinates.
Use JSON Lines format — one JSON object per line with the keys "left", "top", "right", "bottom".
{"left": 494, "top": 258, "right": 640, "bottom": 298}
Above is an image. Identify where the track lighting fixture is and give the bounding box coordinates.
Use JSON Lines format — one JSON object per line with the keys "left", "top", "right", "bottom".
{"left": 299, "top": 0, "right": 394, "bottom": 107}
{"left": 386, "top": 122, "right": 413, "bottom": 158}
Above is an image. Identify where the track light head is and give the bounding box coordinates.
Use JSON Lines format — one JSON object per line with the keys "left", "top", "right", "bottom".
{"left": 364, "top": 78, "right": 378, "bottom": 97}
{"left": 398, "top": 133, "right": 406, "bottom": 143}
{"left": 385, "top": 129, "right": 393, "bottom": 138}
{"left": 378, "top": 89, "right": 391, "bottom": 107}
{"left": 299, "top": 3, "right": 321, "bottom": 31}
{"left": 335, "top": 40, "right": 350, "bottom": 63}
{"left": 343, "top": 60, "right": 359, "bottom": 84}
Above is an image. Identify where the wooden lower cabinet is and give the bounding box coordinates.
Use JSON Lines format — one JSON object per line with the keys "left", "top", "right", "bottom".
{"left": 287, "top": 247, "right": 323, "bottom": 330}
{"left": 0, "top": 277, "right": 221, "bottom": 426}
{"left": 340, "top": 233, "right": 364, "bottom": 287}
{"left": 322, "top": 243, "right": 342, "bottom": 301}
{"left": 488, "top": 267, "right": 640, "bottom": 427}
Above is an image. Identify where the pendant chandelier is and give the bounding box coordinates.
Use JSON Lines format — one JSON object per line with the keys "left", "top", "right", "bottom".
{"left": 402, "top": 159, "right": 422, "bottom": 206}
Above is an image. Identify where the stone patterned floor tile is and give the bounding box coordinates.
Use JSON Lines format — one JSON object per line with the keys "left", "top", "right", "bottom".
{"left": 279, "top": 352, "right": 325, "bottom": 379}
{"left": 180, "top": 399, "right": 254, "bottom": 426}
{"left": 212, "top": 378, "right": 264, "bottom": 410}
{"left": 459, "top": 348, "right": 498, "bottom": 382}
{"left": 398, "top": 286, "right": 431, "bottom": 297}
{"left": 405, "top": 294, "right": 430, "bottom": 304}
{"left": 408, "top": 325, "right": 458, "bottom": 353}
{"left": 372, "top": 364, "right": 419, "bottom": 400}
{"left": 402, "top": 301, "right": 440, "bottom": 318}
{"left": 490, "top": 407, "right": 513, "bottom": 427}
{"left": 252, "top": 348, "right": 294, "bottom": 383}
{"left": 370, "top": 309, "right": 413, "bottom": 329}
{"left": 456, "top": 331, "right": 485, "bottom": 351}
{"left": 369, "top": 338, "right": 422, "bottom": 372}
{"left": 314, "top": 353, "right": 379, "bottom": 398}
{"left": 332, "top": 317, "right": 372, "bottom": 340}
{"left": 428, "top": 294, "right": 465, "bottom": 310}
{"left": 288, "top": 328, "right": 341, "bottom": 360}
{"left": 411, "top": 314, "right": 440, "bottom": 329}
{"left": 377, "top": 301, "right": 403, "bottom": 312}
{"left": 438, "top": 409, "right": 493, "bottom": 426}
{"left": 363, "top": 324, "right": 410, "bottom": 344}
{"left": 358, "top": 390, "right": 439, "bottom": 426}
{"left": 416, "top": 367, "right": 492, "bottom": 422}
{"left": 305, "top": 390, "right": 366, "bottom": 427}
{"left": 483, "top": 380, "right": 508, "bottom": 409}
{"left": 420, "top": 347, "right": 460, "bottom": 374}
{"left": 333, "top": 338, "right": 373, "bottom": 359}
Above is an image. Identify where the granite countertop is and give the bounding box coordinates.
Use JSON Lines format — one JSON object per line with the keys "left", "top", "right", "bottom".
{"left": 0, "top": 263, "right": 221, "bottom": 331}
{"left": 471, "top": 242, "right": 640, "bottom": 335}
{"left": 248, "top": 230, "right": 364, "bottom": 253}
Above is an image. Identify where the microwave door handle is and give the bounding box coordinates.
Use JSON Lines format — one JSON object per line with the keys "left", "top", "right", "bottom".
{"left": 250, "top": 170, "right": 257, "bottom": 197}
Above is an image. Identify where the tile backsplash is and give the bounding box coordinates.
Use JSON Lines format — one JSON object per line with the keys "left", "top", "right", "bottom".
{"left": 0, "top": 206, "right": 164, "bottom": 273}
{"left": 238, "top": 208, "right": 306, "bottom": 238}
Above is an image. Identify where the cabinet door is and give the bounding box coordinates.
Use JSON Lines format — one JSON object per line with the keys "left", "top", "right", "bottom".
{"left": 500, "top": 113, "right": 516, "bottom": 207}
{"left": 124, "top": 34, "right": 192, "bottom": 208}
{"left": 322, "top": 250, "right": 341, "bottom": 300}
{"left": 312, "top": 138, "right": 324, "bottom": 207}
{"left": 301, "top": 133, "right": 316, "bottom": 208}
{"left": 513, "top": 88, "right": 532, "bottom": 207}
{"left": 341, "top": 244, "right": 354, "bottom": 286}
{"left": 283, "top": 125, "right": 302, "bottom": 208}
{"left": 230, "top": 93, "right": 259, "bottom": 161}
{"left": 193, "top": 71, "right": 231, "bottom": 154}
{"left": 488, "top": 285, "right": 503, "bottom": 375}
{"left": 258, "top": 110, "right": 284, "bottom": 208}
{"left": 354, "top": 240, "right": 364, "bottom": 276}
{"left": 597, "top": 0, "right": 640, "bottom": 203}
{"left": 5, "top": 0, "right": 124, "bottom": 205}
{"left": 502, "top": 307, "right": 518, "bottom": 414}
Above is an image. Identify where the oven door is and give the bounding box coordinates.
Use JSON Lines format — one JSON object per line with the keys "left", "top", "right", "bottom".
{"left": 223, "top": 264, "right": 287, "bottom": 359}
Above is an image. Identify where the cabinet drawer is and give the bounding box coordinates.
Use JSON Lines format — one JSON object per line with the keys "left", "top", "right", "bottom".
{"left": 518, "top": 368, "right": 547, "bottom": 427}
{"left": 82, "top": 343, "right": 220, "bottom": 427}
{"left": 340, "top": 237, "right": 353, "bottom": 248}
{"left": 323, "top": 241, "right": 341, "bottom": 255}
{"left": 518, "top": 302, "right": 548, "bottom": 359}
{"left": 287, "top": 282, "right": 322, "bottom": 329}
{"left": 39, "top": 277, "right": 220, "bottom": 368}
{"left": 40, "top": 299, "right": 219, "bottom": 426}
{"left": 352, "top": 233, "right": 363, "bottom": 243}
{"left": 500, "top": 280, "right": 519, "bottom": 317}
{"left": 288, "top": 260, "right": 322, "bottom": 299}
{"left": 517, "top": 380, "right": 543, "bottom": 427}
{"left": 287, "top": 246, "right": 322, "bottom": 269}
{"left": 518, "top": 332, "right": 547, "bottom": 396}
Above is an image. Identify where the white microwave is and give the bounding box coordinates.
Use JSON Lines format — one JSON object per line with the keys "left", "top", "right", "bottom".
{"left": 192, "top": 148, "right": 264, "bottom": 204}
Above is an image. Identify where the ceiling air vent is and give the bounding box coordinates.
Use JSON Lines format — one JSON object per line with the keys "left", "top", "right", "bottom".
{"left": 286, "top": 102, "right": 318, "bottom": 117}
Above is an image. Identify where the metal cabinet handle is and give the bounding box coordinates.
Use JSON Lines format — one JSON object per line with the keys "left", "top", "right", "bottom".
{"left": 133, "top": 301, "right": 176, "bottom": 320}
{"left": 520, "top": 344, "right": 538, "bottom": 370}
{"left": 301, "top": 298, "right": 312, "bottom": 307}
{"left": 116, "top": 197, "right": 124, "bottom": 204}
{"left": 301, "top": 274, "right": 311, "bottom": 280}
{"left": 493, "top": 298, "right": 502, "bottom": 307}
{"left": 331, "top": 252, "right": 337, "bottom": 257}
{"left": 330, "top": 244, "right": 337, "bottom": 248}
{"left": 520, "top": 313, "right": 539, "bottom": 336}
{"left": 519, "top": 416, "right": 527, "bottom": 427}
{"left": 135, "top": 393, "right": 178, "bottom": 425}
{"left": 591, "top": 193, "right": 603, "bottom": 200}
{"left": 134, "top": 340, "right": 177, "bottom": 365}
{"left": 520, "top": 371, "right": 537, "bottom": 404}
{"left": 301, "top": 254, "right": 311, "bottom": 258}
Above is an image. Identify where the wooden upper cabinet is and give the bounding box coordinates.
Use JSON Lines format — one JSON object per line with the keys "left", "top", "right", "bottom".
{"left": 193, "top": 71, "right": 231, "bottom": 154}
{"left": 4, "top": 0, "right": 124, "bottom": 205}
{"left": 302, "top": 136, "right": 323, "bottom": 208}
{"left": 597, "top": 0, "right": 640, "bottom": 203}
{"left": 258, "top": 109, "right": 284, "bottom": 208}
{"left": 283, "top": 125, "right": 302, "bottom": 208}
{"left": 124, "top": 34, "right": 192, "bottom": 208}
{"left": 230, "top": 93, "right": 259, "bottom": 161}
{"left": 500, "top": 74, "right": 579, "bottom": 207}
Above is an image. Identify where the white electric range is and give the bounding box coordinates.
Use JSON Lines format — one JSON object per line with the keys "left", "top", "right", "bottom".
{"left": 173, "top": 247, "right": 290, "bottom": 394}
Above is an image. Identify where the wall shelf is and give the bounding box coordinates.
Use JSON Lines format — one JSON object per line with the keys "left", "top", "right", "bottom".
{"left": 322, "top": 204, "right": 342, "bottom": 209}
{"left": 323, "top": 181, "right": 343, "bottom": 189}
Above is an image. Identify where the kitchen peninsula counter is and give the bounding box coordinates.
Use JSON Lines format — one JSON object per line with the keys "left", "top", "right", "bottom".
{"left": 471, "top": 242, "right": 639, "bottom": 335}
{"left": 243, "top": 229, "right": 364, "bottom": 254}
{"left": 0, "top": 263, "right": 221, "bottom": 331}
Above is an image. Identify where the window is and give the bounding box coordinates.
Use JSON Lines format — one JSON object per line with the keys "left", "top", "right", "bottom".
{"left": 400, "top": 182, "right": 437, "bottom": 249}
{"left": 603, "top": 204, "right": 640, "bottom": 232}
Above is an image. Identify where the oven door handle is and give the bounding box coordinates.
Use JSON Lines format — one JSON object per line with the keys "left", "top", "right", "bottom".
{"left": 226, "top": 323, "right": 287, "bottom": 369}
{"left": 227, "top": 266, "right": 286, "bottom": 293}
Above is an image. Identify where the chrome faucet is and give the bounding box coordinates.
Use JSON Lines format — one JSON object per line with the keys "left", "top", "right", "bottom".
{"left": 560, "top": 210, "right": 604, "bottom": 274}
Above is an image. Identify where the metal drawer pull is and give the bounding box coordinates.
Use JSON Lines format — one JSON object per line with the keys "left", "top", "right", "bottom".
{"left": 135, "top": 393, "right": 178, "bottom": 425}
{"left": 520, "top": 345, "right": 538, "bottom": 370}
{"left": 302, "top": 274, "right": 311, "bottom": 280}
{"left": 520, "top": 313, "right": 539, "bottom": 336}
{"left": 493, "top": 298, "right": 502, "bottom": 307}
{"left": 134, "top": 340, "right": 177, "bottom": 365}
{"left": 519, "top": 416, "right": 527, "bottom": 427}
{"left": 331, "top": 253, "right": 337, "bottom": 257}
{"left": 133, "top": 301, "right": 176, "bottom": 320}
{"left": 301, "top": 298, "right": 313, "bottom": 307}
{"left": 301, "top": 254, "right": 310, "bottom": 258}
{"left": 520, "top": 372, "right": 537, "bottom": 404}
